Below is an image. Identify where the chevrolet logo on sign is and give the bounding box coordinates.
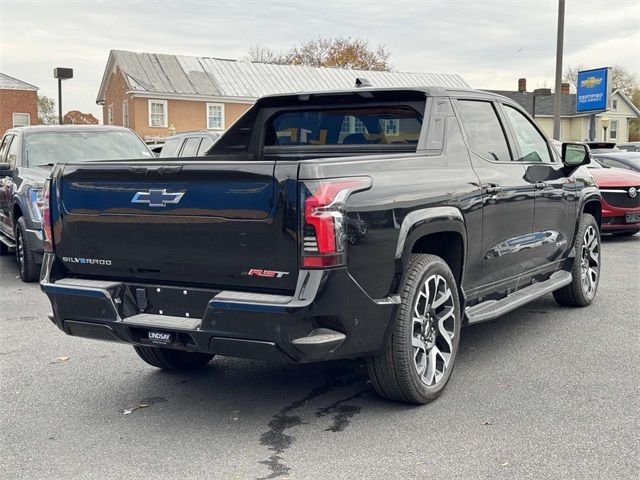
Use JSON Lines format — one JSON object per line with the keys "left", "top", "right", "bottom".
{"left": 580, "top": 76, "right": 602, "bottom": 89}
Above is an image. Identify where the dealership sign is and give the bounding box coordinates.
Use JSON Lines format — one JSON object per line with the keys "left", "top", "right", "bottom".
{"left": 576, "top": 67, "right": 611, "bottom": 112}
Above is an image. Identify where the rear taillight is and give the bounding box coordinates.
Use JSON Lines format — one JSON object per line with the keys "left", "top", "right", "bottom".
{"left": 42, "top": 179, "right": 52, "bottom": 252}
{"left": 301, "top": 177, "right": 371, "bottom": 268}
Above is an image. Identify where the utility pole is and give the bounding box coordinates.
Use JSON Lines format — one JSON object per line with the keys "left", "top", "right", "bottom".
{"left": 553, "top": 0, "right": 565, "bottom": 140}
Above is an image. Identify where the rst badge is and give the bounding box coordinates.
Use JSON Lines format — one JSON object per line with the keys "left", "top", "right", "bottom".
{"left": 246, "top": 268, "right": 290, "bottom": 278}
{"left": 131, "top": 189, "right": 185, "bottom": 207}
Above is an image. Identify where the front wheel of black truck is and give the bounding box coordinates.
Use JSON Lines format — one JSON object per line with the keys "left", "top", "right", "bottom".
{"left": 553, "top": 213, "right": 601, "bottom": 307}
{"left": 133, "top": 346, "right": 214, "bottom": 371}
{"left": 367, "top": 254, "right": 461, "bottom": 404}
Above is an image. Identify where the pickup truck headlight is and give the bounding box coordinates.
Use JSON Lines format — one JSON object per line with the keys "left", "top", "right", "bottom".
{"left": 28, "top": 188, "right": 45, "bottom": 222}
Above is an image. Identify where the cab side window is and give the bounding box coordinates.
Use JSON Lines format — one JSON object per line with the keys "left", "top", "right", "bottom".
{"left": 159, "top": 137, "right": 182, "bottom": 158}
{"left": 503, "top": 105, "right": 552, "bottom": 163}
{"left": 456, "top": 100, "right": 511, "bottom": 162}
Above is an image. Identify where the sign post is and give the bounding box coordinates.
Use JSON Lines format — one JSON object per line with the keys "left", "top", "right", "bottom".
{"left": 53, "top": 67, "right": 73, "bottom": 124}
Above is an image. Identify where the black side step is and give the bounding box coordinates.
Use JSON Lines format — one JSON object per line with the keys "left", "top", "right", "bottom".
{"left": 0, "top": 231, "right": 16, "bottom": 249}
{"left": 465, "top": 271, "right": 572, "bottom": 324}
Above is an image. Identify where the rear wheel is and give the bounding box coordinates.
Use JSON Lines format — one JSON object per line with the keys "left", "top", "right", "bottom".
{"left": 133, "top": 346, "right": 214, "bottom": 371}
{"left": 367, "top": 254, "right": 461, "bottom": 404}
{"left": 15, "top": 217, "right": 39, "bottom": 282}
{"left": 553, "top": 213, "right": 600, "bottom": 307}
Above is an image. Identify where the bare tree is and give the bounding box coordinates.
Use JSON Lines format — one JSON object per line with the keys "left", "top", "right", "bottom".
{"left": 564, "top": 64, "right": 638, "bottom": 96}
{"left": 246, "top": 37, "right": 392, "bottom": 71}
{"left": 244, "top": 44, "right": 290, "bottom": 65}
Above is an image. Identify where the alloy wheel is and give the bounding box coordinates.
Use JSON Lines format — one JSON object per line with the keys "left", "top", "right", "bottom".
{"left": 16, "top": 228, "right": 25, "bottom": 276}
{"left": 580, "top": 225, "right": 599, "bottom": 297}
{"left": 412, "top": 274, "right": 457, "bottom": 386}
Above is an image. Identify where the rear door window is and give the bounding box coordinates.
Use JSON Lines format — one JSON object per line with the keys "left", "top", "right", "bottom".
{"left": 502, "top": 105, "right": 552, "bottom": 163}
{"left": 456, "top": 100, "right": 511, "bottom": 162}
{"left": 265, "top": 106, "right": 422, "bottom": 146}
{"left": 159, "top": 137, "right": 182, "bottom": 158}
{"left": 180, "top": 137, "right": 201, "bottom": 157}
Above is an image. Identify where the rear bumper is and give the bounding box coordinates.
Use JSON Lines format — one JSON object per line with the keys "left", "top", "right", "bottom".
{"left": 40, "top": 253, "right": 398, "bottom": 363}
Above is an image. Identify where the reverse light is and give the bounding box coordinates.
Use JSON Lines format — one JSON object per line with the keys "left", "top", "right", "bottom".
{"left": 42, "top": 180, "right": 53, "bottom": 252}
{"left": 301, "top": 177, "right": 372, "bottom": 268}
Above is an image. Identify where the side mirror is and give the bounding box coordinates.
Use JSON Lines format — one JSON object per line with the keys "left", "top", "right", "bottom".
{"left": 0, "top": 162, "right": 13, "bottom": 177}
{"left": 562, "top": 143, "right": 590, "bottom": 168}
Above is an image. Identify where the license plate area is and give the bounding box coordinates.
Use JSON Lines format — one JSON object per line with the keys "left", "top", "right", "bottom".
{"left": 625, "top": 212, "right": 640, "bottom": 223}
{"left": 147, "top": 331, "right": 173, "bottom": 345}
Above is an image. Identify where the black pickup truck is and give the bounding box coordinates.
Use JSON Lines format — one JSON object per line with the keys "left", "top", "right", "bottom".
{"left": 41, "top": 87, "right": 602, "bottom": 404}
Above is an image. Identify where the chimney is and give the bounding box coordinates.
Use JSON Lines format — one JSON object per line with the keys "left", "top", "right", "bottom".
{"left": 518, "top": 78, "right": 527, "bottom": 93}
{"left": 561, "top": 82, "right": 570, "bottom": 95}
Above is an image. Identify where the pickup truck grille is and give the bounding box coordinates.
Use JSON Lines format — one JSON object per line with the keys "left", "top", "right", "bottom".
{"left": 601, "top": 189, "right": 640, "bottom": 208}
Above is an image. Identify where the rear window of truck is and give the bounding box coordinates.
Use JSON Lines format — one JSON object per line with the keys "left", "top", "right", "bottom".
{"left": 264, "top": 107, "right": 422, "bottom": 147}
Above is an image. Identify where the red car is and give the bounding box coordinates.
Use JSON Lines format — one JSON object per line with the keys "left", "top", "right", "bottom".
{"left": 587, "top": 161, "right": 640, "bottom": 236}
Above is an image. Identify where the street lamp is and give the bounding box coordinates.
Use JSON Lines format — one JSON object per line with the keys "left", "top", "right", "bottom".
{"left": 532, "top": 88, "right": 552, "bottom": 120}
{"left": 601, "top": 115, "right": 610, "bottom": 141}
{"left": 53, "top": 67, "right": 73, "bottom": 124}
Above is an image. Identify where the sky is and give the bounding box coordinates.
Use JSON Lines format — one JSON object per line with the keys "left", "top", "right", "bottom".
{"left": 1, "top": 0, "right": 639, "bottom": 121}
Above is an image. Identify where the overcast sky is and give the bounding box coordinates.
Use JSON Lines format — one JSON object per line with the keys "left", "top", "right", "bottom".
{"left": 1, "top": 0, "right": 639, "bottom": 120}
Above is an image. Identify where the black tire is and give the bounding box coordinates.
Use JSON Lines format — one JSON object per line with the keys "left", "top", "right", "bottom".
{"left": 612, "top": 229, "right": 639, "bottom": 237}
{"left": 15, "top": 217, "right": 40, "bottom": 282}
{"left": 553, "top": 213, "right": 601, "bottom": 307}
{"left": 133, "top": 346, "right": 214, "bottom": 371}
{"left": 366, "top": 254, "right": 461, "bottom": 404}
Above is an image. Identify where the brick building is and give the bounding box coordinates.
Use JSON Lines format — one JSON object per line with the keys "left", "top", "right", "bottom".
{"left": 0, "top": 73, "right": 39, "bottom": 136}
{"left": 96, "top": 50, "right": 470, "bottom": 141}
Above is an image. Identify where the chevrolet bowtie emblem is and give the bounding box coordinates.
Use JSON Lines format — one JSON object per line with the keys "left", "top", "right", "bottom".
{"left": 131, "top": 189, "right": 185, "bottom": 207}
{"left": 580, "top": 76, "right": 602, "bottom": 89}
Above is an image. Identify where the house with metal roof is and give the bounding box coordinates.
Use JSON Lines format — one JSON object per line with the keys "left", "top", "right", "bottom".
{"left": 486, "top": 78, "right": 640, "bottom": 142}
{"left": 0, "top": 73, "right": 39, "bottom": 136}
{"left": 96, "top": 49, "right": 470, "bottom": 140}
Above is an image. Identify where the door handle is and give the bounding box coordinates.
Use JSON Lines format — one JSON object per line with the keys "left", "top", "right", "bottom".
{"left": 483, "top": 184, "right": 502, "bottom": 194}
{"left": 534, "top": 181, "right": 548, "bottom": 190}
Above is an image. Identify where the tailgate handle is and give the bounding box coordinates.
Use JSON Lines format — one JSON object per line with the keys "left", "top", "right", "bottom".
{"left": 128, "top": 165, "right": 183, "bottom": 175}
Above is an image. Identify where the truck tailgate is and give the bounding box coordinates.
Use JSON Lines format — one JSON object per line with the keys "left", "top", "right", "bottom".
{"left": 53, "top": 161, "right": 299, "bottom": 292}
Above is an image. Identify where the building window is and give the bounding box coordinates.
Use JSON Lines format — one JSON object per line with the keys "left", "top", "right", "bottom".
{"left": 609, "top": 120, "right": 618, "bottom": 140}
{"left": 148, "top": 100, "right": 168, "bottom": 128}
{"left": 122, "top": 100, "right": 129, "bottom": 127}
{"left": 382, "top": 119, "right": 400, "bottom": 136}
{"left": 12, "top": 113, "right": 30, "bottom": 127}
{"left": 107, "top": 104, "right": 113, "bottom": 125}
{"left": 611, "top": 99, "right": 618, "bottom": 111}
{"left": 206, "top": 103, "right": 225, "bottom": 130}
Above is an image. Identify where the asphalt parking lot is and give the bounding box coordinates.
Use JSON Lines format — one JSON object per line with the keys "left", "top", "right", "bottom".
{"left": 1, "top": 235, "right": 638, "bottom": 480}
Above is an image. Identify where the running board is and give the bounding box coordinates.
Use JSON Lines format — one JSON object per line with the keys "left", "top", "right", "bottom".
{"left": 465, "top": 271, "right": 572, "bottom": 324}
{"left": 0, "top": 231, "right": 16, "bottom": 249}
